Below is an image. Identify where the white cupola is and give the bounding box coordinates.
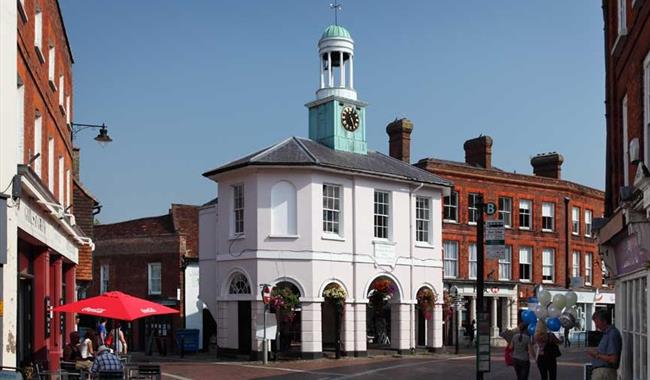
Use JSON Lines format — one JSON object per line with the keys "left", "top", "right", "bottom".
{"left": 317, "top": 25, "right": 356, "bottom": 101}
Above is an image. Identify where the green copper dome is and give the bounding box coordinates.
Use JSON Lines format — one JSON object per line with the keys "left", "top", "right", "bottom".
{"left": 321, "top": 25, "right": 352, "bottom": 39}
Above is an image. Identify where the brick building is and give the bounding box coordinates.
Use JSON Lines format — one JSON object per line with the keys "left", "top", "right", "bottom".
{"left": 90, "top": 204, "right": 201, "bottom": 352}
{"left": 386, "top": 121, "right": 609, "bottom": 344}
{"left": 598, "top": 1, "right": 650, "bottom": 379}
{"left": 0, "top": 0, "right": 100, "bottom": 370}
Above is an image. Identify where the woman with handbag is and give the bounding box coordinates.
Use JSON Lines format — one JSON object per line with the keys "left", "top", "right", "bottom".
{"left": 534, "top": 326, "right": 561, "bottom": 380}
{"left": 509, "top": 323, "right": 534, "bottom": 380}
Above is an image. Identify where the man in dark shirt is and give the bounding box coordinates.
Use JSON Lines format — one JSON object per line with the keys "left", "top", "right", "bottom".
{"left": 587, "top": 309, "right": 622, "bottom": 380}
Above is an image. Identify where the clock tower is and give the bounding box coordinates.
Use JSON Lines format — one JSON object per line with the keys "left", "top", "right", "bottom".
{"left": 306, "top": 25, "right": 368, "bottom": 154}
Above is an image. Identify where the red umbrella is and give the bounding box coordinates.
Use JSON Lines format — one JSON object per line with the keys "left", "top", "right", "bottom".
{"left": 54, "top": 291, "right": 179, "bottom": 321}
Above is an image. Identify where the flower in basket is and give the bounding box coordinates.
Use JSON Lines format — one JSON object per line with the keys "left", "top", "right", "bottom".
{"left": 323, "top": 286, "right": 346, "bottom": 303}
{"left": 271, "top": 286, "right": 300, "bottom": 322}
{"left": 416, "top": 288, "right": 437, "bottom": 321}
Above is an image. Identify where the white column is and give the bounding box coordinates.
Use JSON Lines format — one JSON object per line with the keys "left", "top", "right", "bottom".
{"left": 510, "top": 297, "right": 518, "bottom": 329}
{"left": 391, "top": 303, "right": 411, "bottom": 351}
{"left": 354, "top": 303, "right": 367, "bottom": 355}
{"left": 457, "top": 307, "right": 463, "bottom": 346}
{"left": 349, "top": 55, "right": 354, "bottom": 89}
{"left": 433, "top": 303, "right": 443, "bottom": 348}
{"left": 340, "top": 51, "right": 345, "bottom": 88}
{"left": 491, "top": 297, "right": 499, "bottom": 337}
{"left": 470, "top": 296, "right": 477, "bottom": 323}
{"left": 252, "top": 301, "right": 265, "bottom": 354}
{"left": 343, "top": 303, "right": 355, "bottom": 354}
{"left": 320, "top": 55, "right": 324, "bottom": 89}
{"left": 301, "top": 302, "right": 322, "bottom": 355}
{"left": 503, "top": 298, "right": 510, "bottom": 330}
{"left": 327, "top": 52, "right": 333, "bottom": 87}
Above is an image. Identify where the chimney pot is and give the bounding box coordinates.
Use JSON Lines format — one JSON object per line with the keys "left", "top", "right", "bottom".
{"left": 530, "top": 152, "right": 564, "bottom": 179}
{"left": 386, "top": 118, "right": 413, "bottom": 163}
{"left": 463, "top": 136, "right": 493, "bottom": 169}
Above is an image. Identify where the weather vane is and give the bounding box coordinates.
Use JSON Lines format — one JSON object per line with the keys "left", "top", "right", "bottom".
{"left": 330, "top": 0, "right": 342, "bottom": 25}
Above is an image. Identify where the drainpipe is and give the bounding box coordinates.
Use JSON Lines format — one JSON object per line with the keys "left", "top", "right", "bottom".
{"left": 409, "top": 183, "right": 424, "bottom": 351}
{"left": 564, "top": 197, "right": 571, "bottom": 289}
{"left": 352, "top": 177, "right": 357, "bottom": 356}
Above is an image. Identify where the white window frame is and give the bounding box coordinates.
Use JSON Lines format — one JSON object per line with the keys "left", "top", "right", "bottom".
{"left": 59, "top": 75, "right": 65, "bottom": 107}
{"left": 469, "top": 243, "right": 477, "bottom": 279}
{"left": 100, "top": 264, "right": 109, "bottom": 294}
{"left": 443, "top": 191, "right": 458, "bottom": 222}
{"left": 18, "top": 0, "right": 27, "bottom": 21}
{"left": 34, "top": 112, "right": 42, "bottom": 176}
{"left": 232, "top": 184, "right": 244, "bottom": 236}
{"left": 66, "top": 95, "right": 71, "bottom": 125}
{"left": 58, "top": 156, "right": 64, "bottom": 205}
{"left": 498, "top": 197, "right": 512, "bottom": 228}
{"left": 443, "top": 241, "right": 458, "bottom": 278}
{"left": 66, "top": 169, "right": 71, "bottom": 208}
{"left": 148, "top": 262, "right": 162, "bottom": 295}
{"left": 499, "top": 246, "right": 512, "bottom": 280}
{"left": 17, "top": 78, "right": 25, "bottom": 164}
{"left": 623, "top": 95, "right": 629, "bottom": 186}
{"left": 542, "top": 248, "right": 555, "bottom": 283}
{"left": 48, "top": 138, "right": 54, "bottom": 191}
{"left": 519, "top": 247, "right": 532, "bottom": 282}
{"left": 619, "top": 274, "right": 648, "bottom": 380}
{"left": 415, "top": 196, "right": 431, "bottom": 244}
{"left": 35, "top": 7, "right": 43, "bottom": 60}
{"left": 585, "top": 253, "right": 593, "bottom": 286}
{"left": 519, "top": 200, "right": 532, "bottom": 230}
{"left": 572, "top": 251, "right": 580, "bottom": 278}
{"left": 322, "top": 184, "right": 342, "bottom": 237}
{"left": 618, "top": 0, "right": 628, "bottom": 36}
{"left": 374, "top": 190, "right": 391, "bottom": 240}
{"left": 468, "top": 193, "right": 479, "bottom": 225}
{"left": 585, "top": 209, "right": 593, "bottom": 237}
{"left": 572, "top": 207, "right": 580, "bottom": 235}
{"left": 542, "top": 202, "right": 555, "bottom": 232}
{"left": 48, "top": 45, "right": 56, "bottom": 89}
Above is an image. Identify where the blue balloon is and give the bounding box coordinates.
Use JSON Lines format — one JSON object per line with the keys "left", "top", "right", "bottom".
{"left": 527, "top": 323, "right": 537, "bottom": 336}
{"left": 522, "top": 310, "right": 537, "bottom": 324}
{"left": 547, "top": 317, "right": 561, "bottom": 332}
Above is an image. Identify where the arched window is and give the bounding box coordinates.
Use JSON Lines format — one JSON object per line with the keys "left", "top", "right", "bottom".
{"left": 228, "top": 273, "right": 251, "bottom": 295}
{"left": 271, "top": 181, "right": 297, "bottom": 235}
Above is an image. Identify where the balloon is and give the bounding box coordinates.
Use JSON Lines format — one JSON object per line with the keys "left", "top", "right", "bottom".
{"left": 565, "top": 291, "right": 577, "bottom": 307}
{"left": 534, "top": 304, "right": 548, "bottom": 319}
{"left": 522, "top": 310, "right": 537, "bottom": 324}
{"left": 552, "top": 294, "right": 567, "bottom": 310}
{"left": 527, "top": 322, "right": 537, "bottom": 336}
{"left": 566, "top": 306, "right": 578, "bottom": 319}
{"left": 547, "top": 317, "right": 561, "bottom": 332}
{"left": 547, "top": 303, "right": 561, "bottom": 318}
{"left": 539, "top": 290, "right": 552, "bottom": 306}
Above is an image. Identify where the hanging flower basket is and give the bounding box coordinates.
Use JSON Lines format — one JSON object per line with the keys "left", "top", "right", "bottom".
{"left": 368, "top": 278, "right": 396, "bottom": 312}
{"left": 323, "top": 285, "right": 346, "bottom": 308}
{"left": 416, "top": 288, "right": 437, "bottom": 321}
{"left": 271, "top": 286, "right": 300, "bottom": 322}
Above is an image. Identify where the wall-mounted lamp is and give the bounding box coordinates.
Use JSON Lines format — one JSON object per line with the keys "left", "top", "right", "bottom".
{"left": 71, "top": 122, "right": 113, "bottom": 146}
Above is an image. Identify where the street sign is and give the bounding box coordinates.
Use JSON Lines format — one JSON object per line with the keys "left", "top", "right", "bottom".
{"left": 485, "top": 202, "right": 497, "bottom": 215}
{"left": 485, "top": 220, "right": 505, "bottom": 260}
{"left": 262, "top": 285, "right": 272, "bottom": 305}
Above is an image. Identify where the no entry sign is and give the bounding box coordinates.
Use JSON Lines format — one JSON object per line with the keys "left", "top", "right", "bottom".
{"left": 262, "top": 286, "right": 272, "bottom": 305}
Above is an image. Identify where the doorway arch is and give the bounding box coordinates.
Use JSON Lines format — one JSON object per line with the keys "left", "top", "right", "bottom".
{"left": 366, "top": 276, "right": 401, "bottom": 349}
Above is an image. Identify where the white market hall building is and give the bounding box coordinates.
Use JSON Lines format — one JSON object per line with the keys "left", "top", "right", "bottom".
{"left": 199, "top": 24, "right": 452, "bottom": 359}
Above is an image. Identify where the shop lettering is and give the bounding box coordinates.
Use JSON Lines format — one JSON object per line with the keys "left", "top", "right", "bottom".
{"left": 81, "top": 307, "right": 105, "bottom": 314}
{"left": 140, "top": 307, "right": 157, "bottom": 314}
{"left": 24, "top": 207, "right": 46, "bottom": 235}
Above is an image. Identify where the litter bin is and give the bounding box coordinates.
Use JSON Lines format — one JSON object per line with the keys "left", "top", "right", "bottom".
{"left": 175, "top": 329, "right": 200, "bottom": 353}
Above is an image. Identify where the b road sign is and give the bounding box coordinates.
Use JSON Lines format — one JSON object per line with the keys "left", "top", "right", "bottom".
{"left": 485, "top": 202, "right": 497, "bottom": 216}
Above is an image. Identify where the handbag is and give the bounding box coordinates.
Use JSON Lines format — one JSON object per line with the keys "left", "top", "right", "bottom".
{"left": 505, "top": 345, "right": 514, "bottom": 366}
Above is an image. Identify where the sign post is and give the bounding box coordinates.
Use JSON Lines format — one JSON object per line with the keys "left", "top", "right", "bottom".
{"left": 260, "top": 284, "right": 272, "bottom": 365}
{"left": 485, "top": 220, "right": 505, "bottom": 260}
{"left": 476, "top": 195, "right": 487, "bottom": 380}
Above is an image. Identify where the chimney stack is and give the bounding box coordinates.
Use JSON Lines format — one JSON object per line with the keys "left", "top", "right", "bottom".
{"left": 463, "top": 136, "right": 493, "bottom": 169}
{"left": 530, "top": 152, "right": 564, "bottom": 179}
{"left": 72, "top": 147, "right": 80, "bottom": 180}
{"left": 386, "top": 118, "right": 413, "bottom": 163}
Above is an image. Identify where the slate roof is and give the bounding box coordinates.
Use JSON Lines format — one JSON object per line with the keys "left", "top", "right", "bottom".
{"left": 203, "top": 137, "right": 452, "bottom": 187}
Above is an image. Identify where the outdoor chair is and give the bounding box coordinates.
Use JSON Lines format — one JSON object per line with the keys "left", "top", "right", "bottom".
{"left": 97, "top": 371, "right": 124, "bottom": 380}
{"left": 0, "top": 366, "right": 24, "bottom": 379}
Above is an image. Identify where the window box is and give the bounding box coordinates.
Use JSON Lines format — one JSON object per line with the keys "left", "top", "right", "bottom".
{"left": 321, "top": 234, "right": 345, "bottom": 242}
{"left": 268, "top": 234, "right": 300, "bottom": 239}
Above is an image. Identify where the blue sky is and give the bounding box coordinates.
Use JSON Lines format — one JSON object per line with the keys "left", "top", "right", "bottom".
{"left": 59, "top": 1, "right": 605, "bottom": 223}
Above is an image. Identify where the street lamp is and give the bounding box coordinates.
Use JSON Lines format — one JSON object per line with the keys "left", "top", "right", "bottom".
{"left": 71, "top": 122, "right": 113, "bottom": 146}
{"left": 450, "top": 285, "right": 460, "bottom": 355}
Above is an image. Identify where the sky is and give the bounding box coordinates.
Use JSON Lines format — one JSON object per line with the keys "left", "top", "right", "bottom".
{"left": 59, "top": 1, "right": 606, "bottom": 224}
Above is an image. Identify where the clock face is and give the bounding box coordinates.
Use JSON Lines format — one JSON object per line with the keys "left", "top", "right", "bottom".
{"left": 341, "top": 106, "right": 360, "bottom": 132}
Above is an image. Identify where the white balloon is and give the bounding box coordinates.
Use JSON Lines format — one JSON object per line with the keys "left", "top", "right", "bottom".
{"left": 539, "top": 290, "right": 552, "bottom": 306}
{"left": 553, "top": 294, "right": 567, "bottom": 310}
{"left": 565, "top": 291, "right": 578, "bottom": 307}
{"left": 534, "top": 304, "right": 548, "bottom": 319}
{"left": 547, "top": 303, "right": 561, "bottom": 318}
{"left": 567, "top": 306, "right": 578, "bottom": 319}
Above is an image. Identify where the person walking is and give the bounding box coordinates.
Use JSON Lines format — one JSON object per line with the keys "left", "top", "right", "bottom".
{"left": 97, "top": 318, "right": 107, "bottom": 345}
{"left": 534, "top": 324, "right": 561, "bottom": 380}
{"left": 509, "top": 323, "right": 534, "bottom": 380}
{"left": 587, "top": 309, "right": 622, "bottom": 380}
{"left": 468, "top": 320, "right": 476, "bottom": 347}
{"left": 563, "top": 326, "right": 571, "bottom": 348}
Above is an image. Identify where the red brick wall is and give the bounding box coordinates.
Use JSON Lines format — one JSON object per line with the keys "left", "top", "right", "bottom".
{"left": 17, "top": 0, "right": 74, "bottom": 205}
{"left": 604, "top": 0, "right": 650, "bottom": 215}
{"left": 416, "top": 160, "right": 606, "bottom": 292}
